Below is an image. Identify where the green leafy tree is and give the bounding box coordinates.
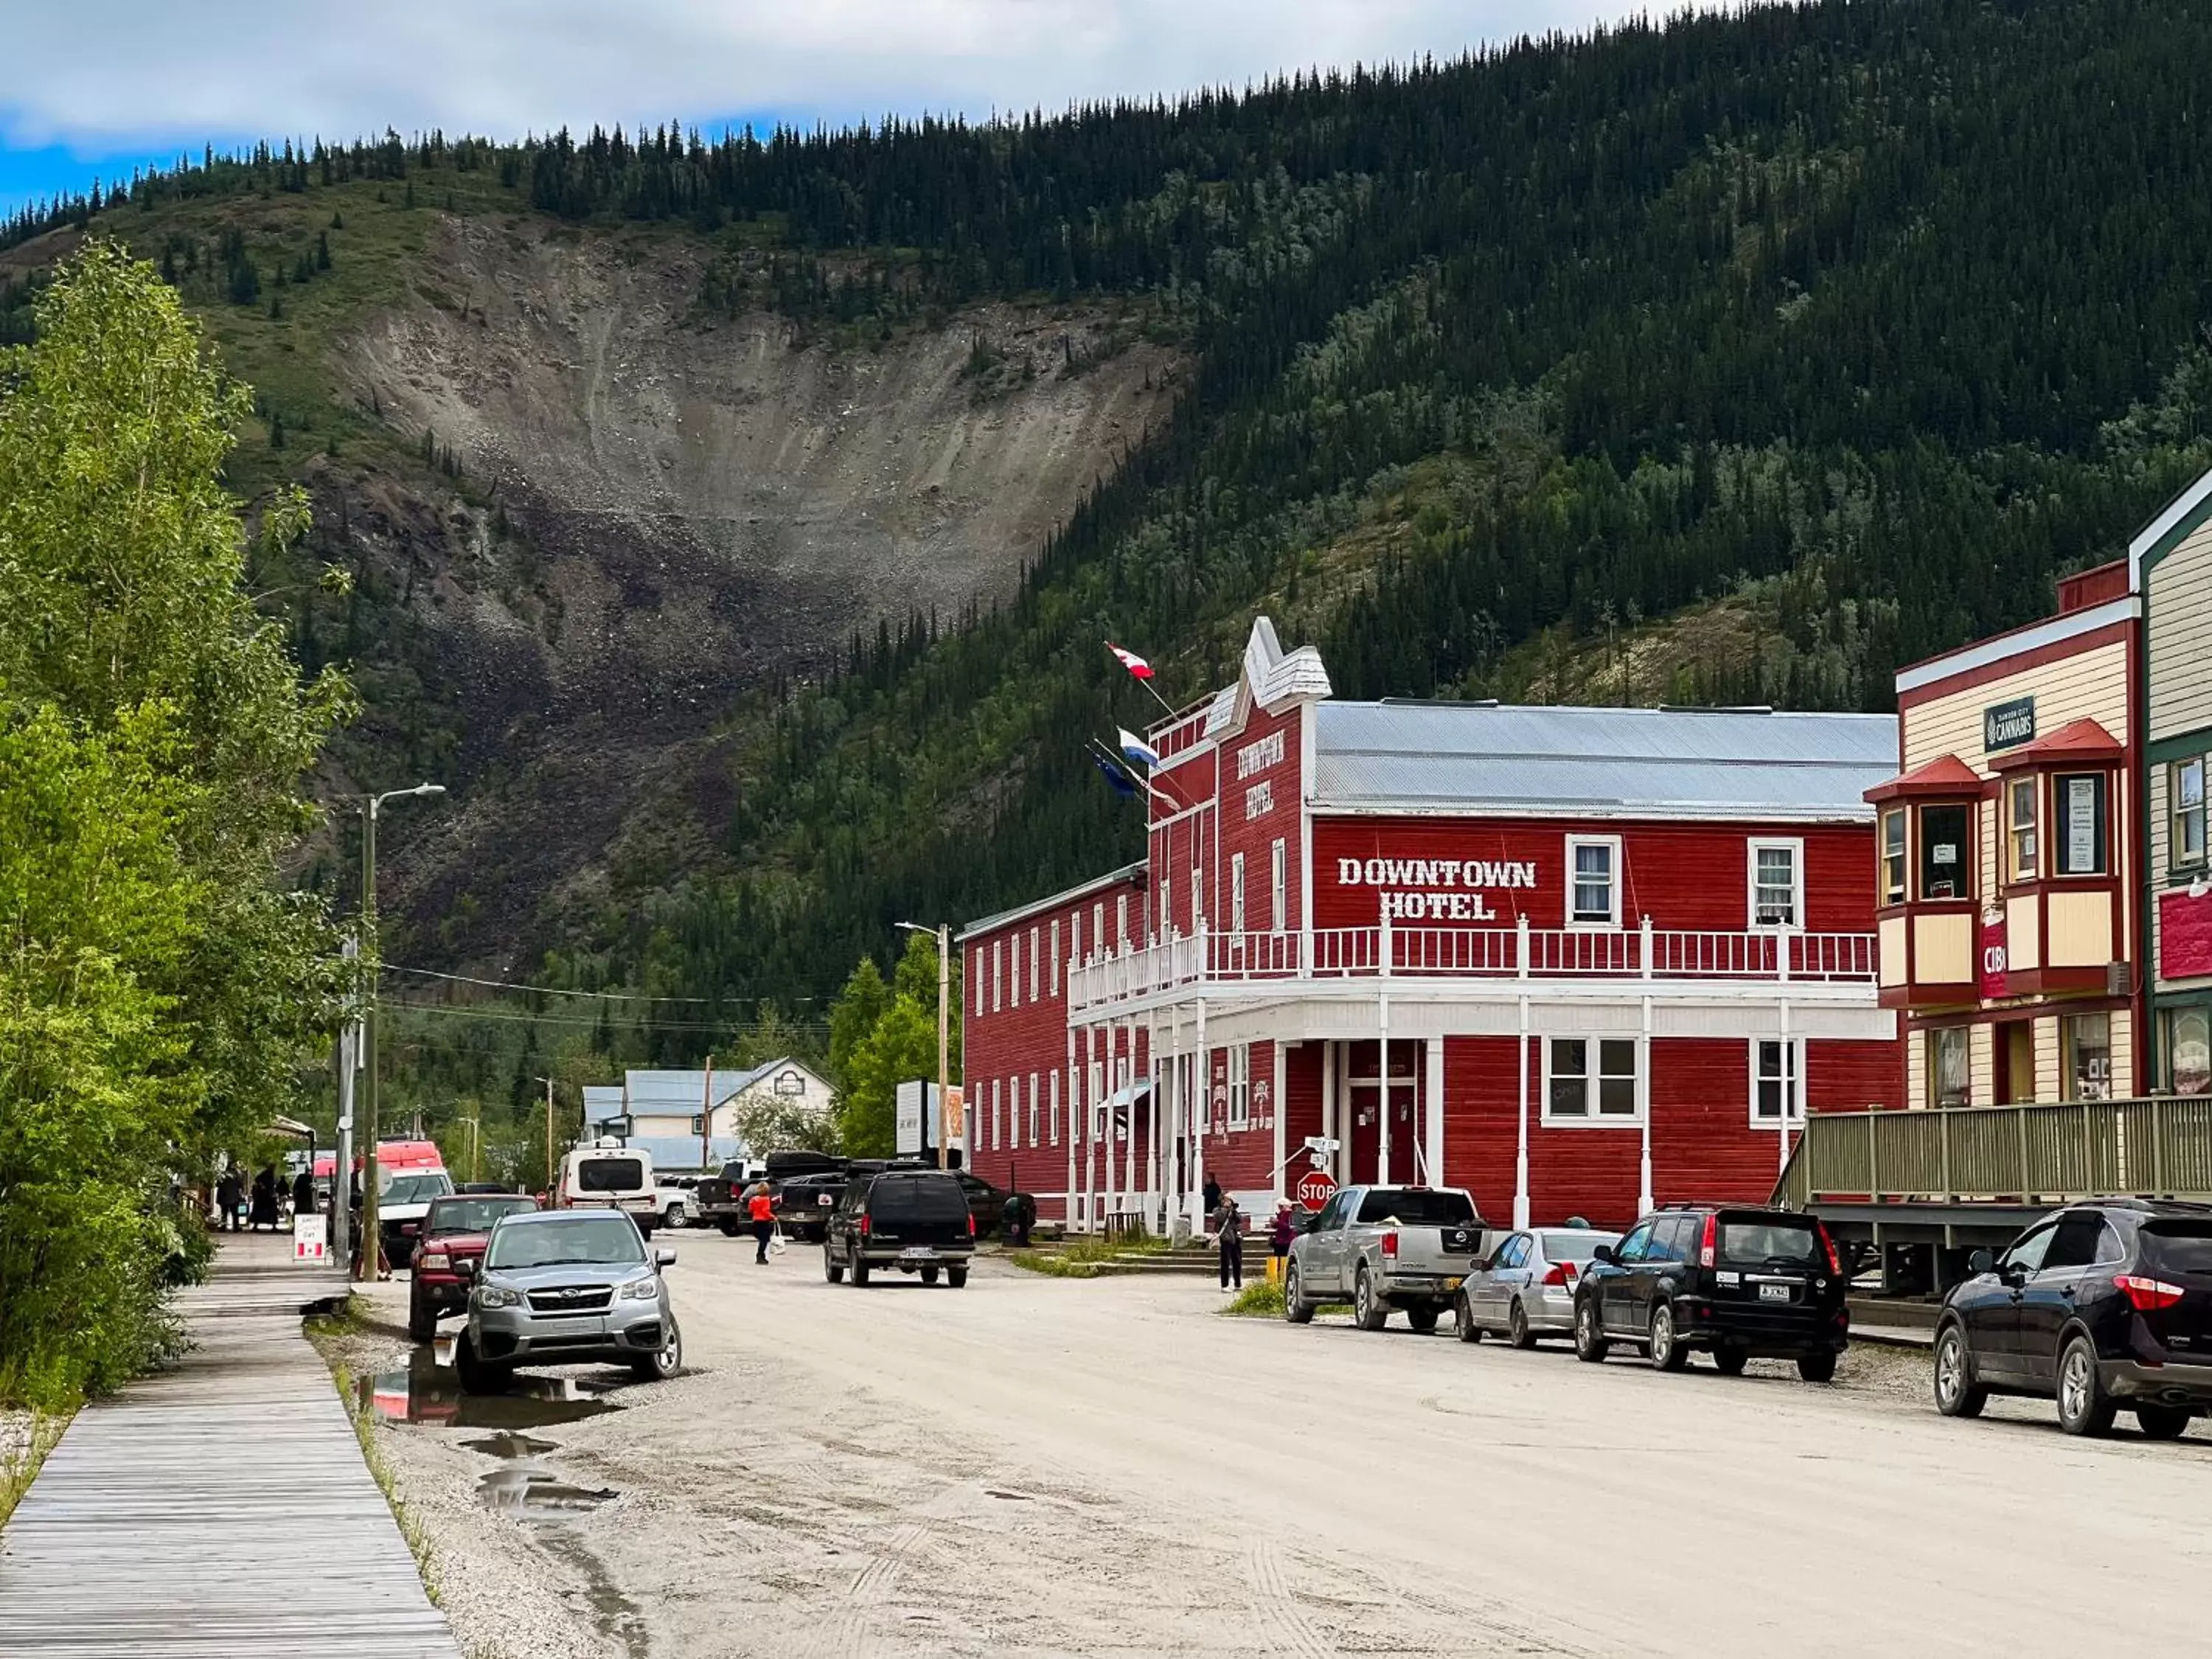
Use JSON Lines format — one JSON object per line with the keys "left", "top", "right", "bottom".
{"left": 825, "top": 957, "right": 888, "bottom": 1085}
{"left": 837, "top": 997, "right": 936, "bottom": 1158}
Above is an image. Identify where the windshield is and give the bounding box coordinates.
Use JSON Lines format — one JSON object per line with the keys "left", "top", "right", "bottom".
{"left": 426, "top": 1197, "right": 536, "bottom": 1235}
{"left": 869, "top": 1175, "right": 970, "bottom": 1224}
{"left": 1541, "top": 1231, "right": 1617, "bottom": 1262}
{"left": 485, "top": 1215, "right": 645, "bottom": 1270}
{"left": 381, "top": 1173, "right": 452, "bottom": 1205}
{"left": 1719, "top": 1217, "right": 1822, "bottom": 1267}
{"left": 577, "top": 1157, "right": 645, "bottom": 1192}
{"left": 1356, "top": 1189, "right": 1475, "bottom": 1226}
{"left": 2140, "top": 1222, "right": 2212, "bottom": 1274}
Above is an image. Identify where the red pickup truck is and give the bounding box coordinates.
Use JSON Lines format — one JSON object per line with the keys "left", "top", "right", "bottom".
{"left": 408, "top": 1192, "right": 538, "bottom": 1341}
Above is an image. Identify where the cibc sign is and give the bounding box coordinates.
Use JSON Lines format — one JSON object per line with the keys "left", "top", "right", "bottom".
{"left": 1984, "top": 695, "right": 2036, "bottom": 752}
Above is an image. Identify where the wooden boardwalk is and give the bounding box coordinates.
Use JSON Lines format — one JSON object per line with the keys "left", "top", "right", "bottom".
{"left": 0, "top": 1234, "right": 462, "bottom": 1657}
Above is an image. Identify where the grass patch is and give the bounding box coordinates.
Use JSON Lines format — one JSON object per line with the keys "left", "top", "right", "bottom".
{"left": 1006, "top": 1231, "right": 1168, "bottom": 1279}
{"left": 0, "top": 1411, "right": 71, "bottom": 1528}
{"left": 1221, "top": 1281, "right": 1284, "bottom": 1318}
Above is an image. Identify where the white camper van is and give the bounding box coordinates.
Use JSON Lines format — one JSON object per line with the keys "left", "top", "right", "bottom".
{"left": 552, "top": 1138, "right": 661, "bottom": 1237}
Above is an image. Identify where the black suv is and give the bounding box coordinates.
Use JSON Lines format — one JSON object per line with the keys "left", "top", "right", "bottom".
{"left": 1573, "top": 1205, "right": 1854, "bottom": 1380}
{"left": 824, "top": 1169, "right": 975, "bottom": 1287}
{"left": 1933, "top": 1198, "right": 2212, "bottom": 1438}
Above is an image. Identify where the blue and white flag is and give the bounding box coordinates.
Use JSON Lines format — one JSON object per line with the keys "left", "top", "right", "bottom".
{"left": 1119, "top": 726, "right": 1161, "bottom": 768}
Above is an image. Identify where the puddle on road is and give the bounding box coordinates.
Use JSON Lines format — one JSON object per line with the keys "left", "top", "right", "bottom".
{"left": 477, "top": 1464, "right": 620, "bottom": 1519}
{"left": 465, "top": 1430, "right": 561, "bottom": 1459}
{"left": 358, "top": 1349, "right": 622, "bottom": 1430}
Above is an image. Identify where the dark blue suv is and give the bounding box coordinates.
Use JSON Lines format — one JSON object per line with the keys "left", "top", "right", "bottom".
{"left": 1933, "top": 1198, "right": 2212, "bottom": 1439}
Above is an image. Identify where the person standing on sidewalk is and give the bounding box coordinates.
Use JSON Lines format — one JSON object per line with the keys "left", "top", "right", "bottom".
{"left": 1268, "top": 1199, "right": 1297, "bottom": 1285}
{"left": 1215, "top": 1196, "right": 1245, "bottom": 1292}
{"left": 215, "top": 1167, "right": 243, "bottom": 1232}
{"left": 748, "top": 1182, "right": 777, "bottom": 1264}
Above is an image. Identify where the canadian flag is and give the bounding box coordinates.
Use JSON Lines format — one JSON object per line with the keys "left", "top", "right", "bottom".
{"left": 1107, "top": 642, "right": 1154, "bottom": 679}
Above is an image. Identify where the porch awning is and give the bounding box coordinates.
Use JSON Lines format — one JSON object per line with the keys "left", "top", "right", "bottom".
{"left": 1101, "top": 1079, "right": 1154, "bottom": 1113}
{"left": 1863, "top": 753, "right": 1981, "bottom": 804}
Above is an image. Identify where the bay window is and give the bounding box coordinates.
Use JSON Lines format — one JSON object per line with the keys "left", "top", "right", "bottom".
{"left": 1880, "top": 807, "right": 1906, "bottom": 905}
{"left": 2007, "top": 776, "right": 2039, "bottom": 883}
{"left": 2053, "top": 773, "right": 2107, "bottom": 876}
{"left": 1918, "top": 803, "right": 1972, "bottom": 901}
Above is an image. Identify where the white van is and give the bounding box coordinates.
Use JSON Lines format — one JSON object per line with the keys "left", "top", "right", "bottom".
{"left": 553, "top": 1138, "right": 660, "bottom": 1237}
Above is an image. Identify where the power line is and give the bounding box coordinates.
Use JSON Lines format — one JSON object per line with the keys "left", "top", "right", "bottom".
{"left": 382, "top": 999, "right": 828, "bottom": 1036}
{"left": 383, "top": 965, "right": 750, "bottom": 1004}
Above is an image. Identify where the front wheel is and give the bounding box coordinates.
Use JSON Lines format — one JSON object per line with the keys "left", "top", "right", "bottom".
{"left": 1797, "top": 1347, "right": 1838, "bottom": 1384}
{"left": 631, "top": 1319, "right": 682, "bottom": 1382}
{"left": 824, "top": 1248, "right": 844, "bottom": 1284}
{"left": 2056, "top": 1335, "right": 2115, "bottom": 1436}
{"left": 1352, "top": 1267, "right": 1389, "bottom": 1332}
{"left": 1932, "top": 1325, "right": 1986, "bottom": 1417}
{"left": 2135, "top": 1404, "right": 2192, "bottom": 1441}
{"left": 1284, "top": 1265, "right": 1315, "bottom": 1325}
{"left": 1455, "top": 1290, "right": 1482, "bottom": 1343}
{"left": 946, "top": 1265, "right": 968, "bottom": 1289}
{"left": 1405, "top": 1304, "right": 1440, "bottom": 1335}
{"left": 455, "top": 1333, "right": 510, "bottom": 1395}
{"left": 407, "top": 1290, "right": 437, "bottom": 1344}
{"left": 1649, "top": 1302, "right": 1688, "bottom": 1371}
{"left": 1712, "top": 1346, "right": 1749, "bottom": 1377}
{"left": 1508, "top": 1298, "right": 1537, "bottom": 1351}
{"left": 1573, "top": 1298, "right": 1610, "bottom": 1363}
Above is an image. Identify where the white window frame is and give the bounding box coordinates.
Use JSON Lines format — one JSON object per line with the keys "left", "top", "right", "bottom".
{"left": 1190, "top": 868, "right": 1202, "bottom": 932}
{"left": 1231, "top": 852, "right": 1247, "bottom": 934}
{"left": 1050, "top": 919, "right": 1061, "bottom": 995}
{"left": 1093, "top": 902, "right": 1105, "bottom": 961}
{"left": 1116, "top": 894, "right": 1128, "bottom": 950}
{"left": 992, "top": 939, "right": 1002, "bottom": 1012}
{"left": 992, "top": 1077, "right": 1002, "bottom": 1150}
{"left": 1029, "top": 926, "right": 1040, "bottom": 1004}
{"left": 1070, "top": 911, "right": 1082, "bottom": 967}
{"left": 1565, "top": 835, "right": 1623, "bottom": 930}
{"left": 1750, "top": 1037, "right": 1804, "bottom": 1127}
{"left": 1114, "top": 1055, "right": 1132, "bottom": 1138}
{"left": 1160, "top": 877, "right": 1172, "bottom": 941}
{"left": 1009, "top": 932, "right": 1020, "bottom": 1008}
{"left": 1270, "top": 838, "right": 1287, "bottom": 933}
{"left": 1050, "top": 1068, "right": 1060, "bottom": 1146}
{"left": 1029, "top": 1070, "right": 1040, "bottom": 1146}
{"left": 1747, "top": 837, "right": 1804, "bottom": 931}
{"left": 1540, "top": 1034, "right": 1642, "bottom": 1125}
{"left": 1228, "top": 1046, "right": 1251, "bottom": 1130}
{"left": 1089, "top": 1062, "right": 1105, "bottom": 1139}
{"left": 1879, "top": 807, "right": 1906, "bottom": 905}
{"left": 2173, "top": 757, "right": 2207, "bottom": 873}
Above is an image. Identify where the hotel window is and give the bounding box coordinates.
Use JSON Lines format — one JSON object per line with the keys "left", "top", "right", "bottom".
{"left": 1752, "top": 1039, "right": 1804, "bottom": 1125}
{"left": 1160, "top": 877, "right": 1172, "bottom": 940}
{"left": 1567, "top": 836, "right": 1621, "bottom": 927}
{"left": 1070, "top": 911, "right": 1082, "bottom": 967}
{"left": 1050, "top": 1069, "right": 1061, "bottom": 1144}
{"left": 992, "top": 1078, "right": 1002, "bottom": 1149}
{"left": 1093, "top": 902, "right": 1105, "bottom": 960}
{"left": 2173, "top": 759, "right": 2207, "bottom": 872}
{"left": 1116, "top": 894, "right": 1128, "bottom": 949}
{"left": 1927, "top": 1026, "right": 1970, "bottom": 1108}
{"left": 2054, "top": 774, "right": 2107, "bottom": 876}
{"left": 1009, "top": 933, "right": 1020, "bottom": 1008}
{"left": 1115, "top": 1056, "right": 1132, "bottom": 1138}
{"left": 2007, "top": 777, "right": 2039, "bottom": 883}
{"left": 1270, "top": 838, "right": 1287, "bottom": 933}
{"left": 2062, "top": 1012, "right": 2112, "bottom": 1102}
{"left": 1545, "top": 1037, "right": 1639, "bottom": 1121}
{"left": 1190, "top": 868, "right": 1203, "bottom": 932}
{"left": 1231, "top": 853, "right": 1247, "bottom": 933}
{"left": 1880, "top": 807, "right": 1907, "bottom": 905}
{"left": 1089, "top": 1062, "right": 1104, "bottom": 1138}
{"left": 1029, "top": 926, "right": 1040, "bottom": 1003}
{"left": 1917, "top": 804, "right": 1971, "bottom": 900}
{"left": 1029, "top": 1071, "right": 1040, "bottom": 1146}
{"left": 1228, "top": 1046, "right": 1251, "bottom": 1130}
{"left": 1749, "top": 839, "right": 1801, "bottom": 928}
{"left": 1050, "top": 919, "right": 1061, "bottom": 995}
{"left": 2164, "top": 1006, "right": 2211, "bottom": 1096}
{"left": 992, "top": 939, "right": 1002, "bottom": 1012}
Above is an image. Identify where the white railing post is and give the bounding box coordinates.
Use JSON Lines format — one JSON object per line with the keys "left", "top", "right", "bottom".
{"left": 1380, "top": 902, "right": 1394, "bottom": 980}
{"left": 1517, "top": 913, "right": 1530, "bottom": 980}
{"left": 1641, "top": 914, "right": 1654, "bottom": 981}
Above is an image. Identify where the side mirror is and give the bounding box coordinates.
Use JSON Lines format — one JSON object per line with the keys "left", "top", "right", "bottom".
{"left": 1592, "top": 1243, "right": 1617, "bottom": 1265}
{"left": 1967, "top": 1248, "right": 1995, "bottom": 1277}
{"left": 654, "top": 1248, "right": 677, "bottom": 1269}
{"left": 455, "top": 1258, "right": 477, "bottom": 1278}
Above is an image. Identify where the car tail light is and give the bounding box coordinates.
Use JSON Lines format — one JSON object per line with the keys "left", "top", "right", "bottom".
{"left": 859, "top": 1214, "right": 872, "bottom": 1239}
{"left": 1815, "top": 1220, "right": 1842, "bottom": 1276}
{"left": 967, "top": 1214, "right": 976, "bottom": 1237}
{"left": 2117, "top": 1273, "right": 2185, "bottom": 1312}
{"left": 1380, "top": 1231, "right": 1399, "bottom": 1260}
{"left": 1698, "top": 1213, "right": 1717, "bottom": 1268}
{"left": 1542, "top": 1262, "right": 1577, "bottom": 1287}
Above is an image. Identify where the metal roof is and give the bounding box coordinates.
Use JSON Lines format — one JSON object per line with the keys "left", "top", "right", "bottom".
{"left": 959, "top": 860, "right": 1148, "bottom": 942}
{"left": 1312, "top": 702, "right": 1897, "bottom": 821}
{"left": 584, "top": 1060, "right": 823, "bottom": 1123}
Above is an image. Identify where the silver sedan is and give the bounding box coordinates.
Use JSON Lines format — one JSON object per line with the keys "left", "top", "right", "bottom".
{"left": 1456, "top": 1227, "right": 1621, "bottom": 1348}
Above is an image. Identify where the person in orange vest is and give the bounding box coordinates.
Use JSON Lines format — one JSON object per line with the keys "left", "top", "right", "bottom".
{"left": 747, "top": 1182, "right": 776, "bottom": 1265}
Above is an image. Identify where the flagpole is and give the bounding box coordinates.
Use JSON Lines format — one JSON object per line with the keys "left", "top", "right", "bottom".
{"left": 1106, "top": 640, "right": 1179, "bottom": 716}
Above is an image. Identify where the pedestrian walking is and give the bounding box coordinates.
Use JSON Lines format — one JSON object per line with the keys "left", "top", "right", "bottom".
{"left": 1202, "top": 1173, "right": 1222, "bottom": 1225}
{"left": 1215, "top": 1196, "right": 1245, "bottom": 1292}
{"left": 748, "top": 1182, "right": 777, "bottom": 1264}
{"left": 250, "top": 1166, "right": 279, "bottom": 1231}
{"left": 292, "top": 1169, "right": 315, "bottom": 1222}
{"left": 215, "top": 1168, "right": 243, "bottom": 1233}
{"left": 1268, "top": 1198, "right": 1297, "bottom": 1286}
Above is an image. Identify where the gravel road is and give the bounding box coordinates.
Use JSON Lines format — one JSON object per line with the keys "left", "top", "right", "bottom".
{"left": 344, "top": 1232, "right": 2212, "bottom": 1659}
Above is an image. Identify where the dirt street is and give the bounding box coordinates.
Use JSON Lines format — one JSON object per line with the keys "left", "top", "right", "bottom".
{"left": 344, "top": 1233, "right": 2212, "bottom": 1659}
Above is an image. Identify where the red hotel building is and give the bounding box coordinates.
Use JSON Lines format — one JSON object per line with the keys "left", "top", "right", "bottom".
{"left": 960, "top": 619, "right": 1902, "bottom": 1233}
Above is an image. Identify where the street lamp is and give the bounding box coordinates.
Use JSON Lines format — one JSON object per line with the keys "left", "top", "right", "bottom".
{"left": 897, "top": 921, "right": 953, "bottom": 1169}
{"left": 357, "top": 782, "right": 445, "bottom": 1282}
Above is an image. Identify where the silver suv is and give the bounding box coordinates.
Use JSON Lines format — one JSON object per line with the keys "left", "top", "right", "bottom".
{"left": 459, "top": 1208, "right": 681, "bottom": 1391}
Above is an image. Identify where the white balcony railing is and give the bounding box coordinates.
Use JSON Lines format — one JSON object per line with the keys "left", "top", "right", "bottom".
{"left": 1065, "top": 916, "right": 1878, "bottom": 1015}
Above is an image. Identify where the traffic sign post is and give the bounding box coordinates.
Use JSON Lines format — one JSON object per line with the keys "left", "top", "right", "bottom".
{"left": 1295, "top": 1168, "right": 1337, "bottom": 1211}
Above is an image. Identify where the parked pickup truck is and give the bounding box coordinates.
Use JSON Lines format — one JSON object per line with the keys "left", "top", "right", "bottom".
{"left": 1283, "top": 1184, "right": 1487, "bottom": 1332}
{"left": 695, "top": 1159, "right": 767, "bottom": 1236}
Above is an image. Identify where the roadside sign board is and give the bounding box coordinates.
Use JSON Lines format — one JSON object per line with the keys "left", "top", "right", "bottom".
{"left": 1295, "top": 1169, "right": 1337, "bottom": 1211}
{"left": 896, "top": 1080, "right": 925, "bottom": 1155}
{"left": 293, "top": 1213, "right": 328, "bottom": 1262}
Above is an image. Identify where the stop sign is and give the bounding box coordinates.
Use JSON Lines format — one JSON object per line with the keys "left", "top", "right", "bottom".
{"left": 1295, "top": 1168, "right": 1337, "bottom": 1211}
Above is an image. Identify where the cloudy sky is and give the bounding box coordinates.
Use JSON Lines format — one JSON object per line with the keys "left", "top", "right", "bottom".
{"left": 0, "top": 1, "right": 1732, "bottom": 213}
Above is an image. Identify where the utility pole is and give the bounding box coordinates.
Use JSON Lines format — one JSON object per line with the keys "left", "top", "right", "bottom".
{"left": 936, "top": 923, "right": 951, "bottom": 1171}
{"left": 700, "top": 1053, "right": 713, "bottom": 1175}
{"left": 331, "top": 933, "right": 358, "bottom": 1272}
{"left": 357, "top": 783, "right": 445, "bottom": 1283}
{"left": 540, "top": 1076, "right": 556, "bottom": 1193}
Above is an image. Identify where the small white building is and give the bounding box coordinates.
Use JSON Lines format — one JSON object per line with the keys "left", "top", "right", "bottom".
{"left": 582, "top": 1059, "right": 838, "bottom": 1169}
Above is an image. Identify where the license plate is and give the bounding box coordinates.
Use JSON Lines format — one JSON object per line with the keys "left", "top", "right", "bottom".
{"left": 818, "top": 1194, "right": 833, "bottom": 1206}
{"left": 532, "top": 1316, "right": 599, "bottom": 1336}
{"left": 900, "top": 1247, "right": 937, "bottom": 1261}
{"left": 1759, "top": 1283, "right": 1792, "bottom": 1303}
{"left": 1443, "top": 1276, "right": 1464, "bottom": 1292}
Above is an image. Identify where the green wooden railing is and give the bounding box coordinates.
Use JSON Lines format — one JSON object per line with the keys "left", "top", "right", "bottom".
{"left": 1775, "top": 1098, "right": 2212, "bottom": 1210}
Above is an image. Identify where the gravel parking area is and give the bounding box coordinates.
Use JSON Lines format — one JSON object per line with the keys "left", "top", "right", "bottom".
{"left": 329, "top": 1231, "right": 2212, "bottom": 1659}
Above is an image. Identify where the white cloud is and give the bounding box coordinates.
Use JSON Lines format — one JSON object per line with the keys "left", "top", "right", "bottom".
{"left": 0, "top": 1, "right": 1730, "bottom": 153}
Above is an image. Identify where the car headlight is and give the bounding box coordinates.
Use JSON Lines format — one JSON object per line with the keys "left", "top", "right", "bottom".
{"left": 618, "top": 1275, "right": 661, "bottom": 1301}
{"left": 476, "top": 1285, "right": 523, "bottom": 1309}
{"left": 417, "top": 1251, "right": 451, "bottom": 1271}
